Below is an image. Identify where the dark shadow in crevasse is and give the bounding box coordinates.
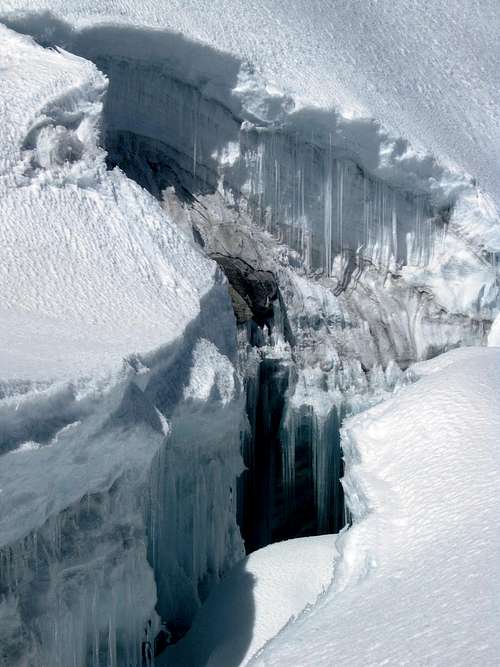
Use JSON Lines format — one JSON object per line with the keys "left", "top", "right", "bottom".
{"left": 158, "top": 567, "right": 256, "bottom": 667}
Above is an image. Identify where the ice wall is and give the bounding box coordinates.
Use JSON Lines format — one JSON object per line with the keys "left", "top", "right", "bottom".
{"left": 98, "top": 57, "right": 445, "bottom": 284}
{"left": 0, "top": 289, "right": 245, "bottom": 667}
{"left": 69, "top": 28, "right": 498, "bottom": 550}
{"left": 240, "top": 127, "right": 441, "bottom": 275}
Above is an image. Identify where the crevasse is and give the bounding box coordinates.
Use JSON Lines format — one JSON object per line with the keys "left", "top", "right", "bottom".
{"left": 0, "top": 13, "right": 498, "bottom": 666}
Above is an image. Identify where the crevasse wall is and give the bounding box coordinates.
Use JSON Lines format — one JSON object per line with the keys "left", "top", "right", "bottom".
{"left": 0, "top": 283, "right": 245, "bottom": 667}
{"left": 69, "top": 26, "right": 496, "bottom": 548}
{"left": 0, "top": 23, "right": 246, "bottom": 666}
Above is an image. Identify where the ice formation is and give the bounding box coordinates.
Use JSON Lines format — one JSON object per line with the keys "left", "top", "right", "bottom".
{"left": 0, "top": 1, "right": 499, "bottom": 665}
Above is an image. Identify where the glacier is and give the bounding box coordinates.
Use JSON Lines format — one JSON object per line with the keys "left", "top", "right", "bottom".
{"left": 0, "top": 1, "right": 499, "bottom": 665}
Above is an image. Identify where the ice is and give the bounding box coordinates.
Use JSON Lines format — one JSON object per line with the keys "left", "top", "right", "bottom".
{"left": 0, "top": 3, "right": 499, "bottom": 664}
{"left": 1, "top": 1, "right": 498, "bottom": 210}
{"left": 241, "top": 128, "right": 440, "bottom": 274}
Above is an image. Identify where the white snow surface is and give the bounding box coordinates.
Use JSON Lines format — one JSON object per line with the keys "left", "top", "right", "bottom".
{"left": 488, "top": 313, "right": 500, "bottom": 347}
{"left": 162, "top": 535, "right": 336, "bottom": 667}
{"left": 1, "top": 0, "right": 499, "bottom": 218}
{"left": 0, "top": 24, "right": 216, "bottom": 382}
{"left": 251, "top": 346, "right": 500, "bottom": 666}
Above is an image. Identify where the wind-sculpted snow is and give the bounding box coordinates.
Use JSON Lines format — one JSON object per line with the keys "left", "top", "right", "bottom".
{"left": 0, "top": 26, "right": 245, "bottom": 666}
{"left": 252, "top": 347, "right": 500, "bottom": 665}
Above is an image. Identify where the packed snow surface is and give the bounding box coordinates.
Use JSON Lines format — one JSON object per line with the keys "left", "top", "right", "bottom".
{"left": 252, "top": 347, "right": 500, "bottom": 666}
{"left": 1, "top": 0, "right": 499, "bottom": 217}
{"left": 162, "top": 535, "right": 336, "bottom": 667}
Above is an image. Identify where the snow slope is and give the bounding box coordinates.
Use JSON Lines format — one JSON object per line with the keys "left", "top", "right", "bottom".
{"left": 0, "top": 24, "right": 215, "bottom": 382}
{"left": 251, "top": 347, "right": 500, "bottom": 666}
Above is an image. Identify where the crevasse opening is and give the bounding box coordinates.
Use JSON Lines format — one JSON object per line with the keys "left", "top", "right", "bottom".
{"left": 8, "top": 10, "right": 493, "bottom": 553}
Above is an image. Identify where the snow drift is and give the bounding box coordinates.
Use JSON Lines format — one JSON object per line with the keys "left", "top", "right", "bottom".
{"left": 161, "top": 534, "right": 336, "bottom": 667}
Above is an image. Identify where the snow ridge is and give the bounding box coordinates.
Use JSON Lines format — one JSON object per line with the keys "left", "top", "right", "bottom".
{"left": 252, "top": 347, "right": 500, "bottom": 665}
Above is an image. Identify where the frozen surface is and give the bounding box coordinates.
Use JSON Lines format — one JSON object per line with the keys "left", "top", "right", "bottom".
{"left": 253, "top": 347, "right": 500, "bottom": 666}
{"left": 162, "top": 535, "right": 336, "bottom": 667}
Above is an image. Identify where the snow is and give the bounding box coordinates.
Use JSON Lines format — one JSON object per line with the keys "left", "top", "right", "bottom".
{"left": 2, "top": 2, "right": 498, "bottom": 346}
{"left": 488, "top": 314, "right": 500, "bottom": 347}
{"left": 0, "top": 24, "right": 217, "bottom": 383}
{"left": 0, "top": 3, "right": 499, "bottom": 665}
{"left": 252, "top": 347, "right": 500, "bottom": 666}
{"left": 2, "top": 1, "right": 497, "bottom": 332}
{"left": 162, "top": 535, "right": 336, "bottom": 667}
{"left": 1, "top": 1, "right": 499, "bottom": 213}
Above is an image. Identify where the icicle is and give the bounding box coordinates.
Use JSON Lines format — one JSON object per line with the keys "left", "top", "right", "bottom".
{"left": 324, "top": 136, "right": 333, "bottom": 276}
{"left": 392, "top": 192, "right": 398, "bottom": 265}
{"left": 337, "top": 160, "right": 344, "bottom": 271}
{"left": 192, "top": 95, "right": 198, "bottom": 182}
{"left": 281, "top": 408, "right": 296, "bottom": 509}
